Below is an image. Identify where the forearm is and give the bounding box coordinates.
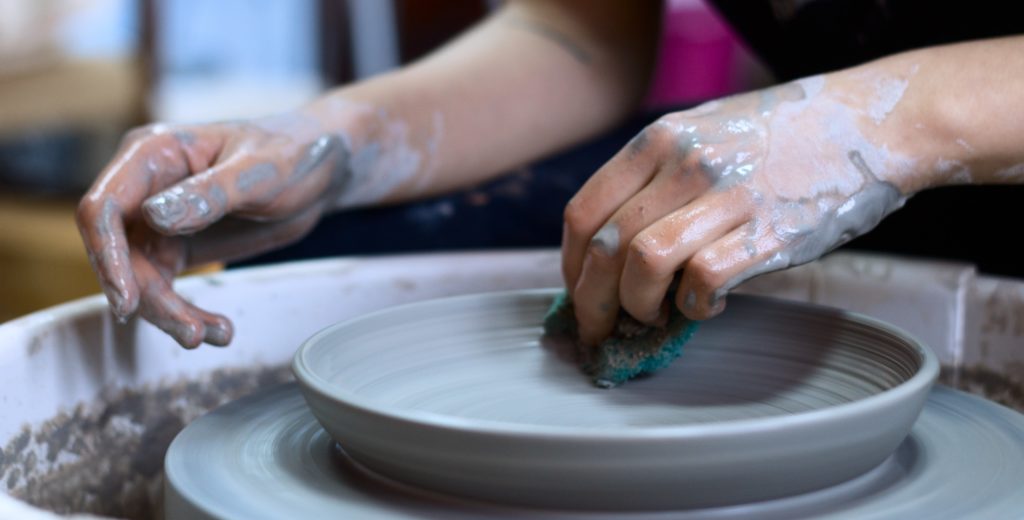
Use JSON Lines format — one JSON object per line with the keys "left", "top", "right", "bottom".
{"left": 298, "top": 0, "right": 661, "bottom": 209}
{"left": 825, "top": 35, "right": 1024, "bottom": 193}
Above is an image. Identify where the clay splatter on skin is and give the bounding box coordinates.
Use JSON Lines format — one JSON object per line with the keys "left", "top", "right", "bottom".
{"left": 866, "top": 76, "right": 909, "bottom": 125}
{"left": 411, "top": 111, "right": 445, "bottom": 193}
{"left": 248, "top": 100, "right": 441, "bottom": 210}
{"left": 684, "top": 290, "right": 697, "bottom": 310}
{"left": 294, "top": 135, "right": 348, "bottom": 188}
{"left": 591, "top": 223, "right": 620, "bottom": 256}
{"left": 0, "top": 365, "right": 293, "bottom": 520}
{"left": 207, "top": 184, "right": 229, "bottom": 212}
{"left": 935, "top": 157, "right": 973, "bottom": 184}
{"left": 995, "top": 163, "right": 1024, "bottom": 182}
{"left": 343, "top": 140, "right": 420, "bottom": 203}
{"left": 227, "top": 137, "right": 350, "bottom": 213}
{"left": 331, "top": 108, "right": 444, "bottom": 209}
{"left": 711, "top": 150, "right": 902, "bottom": 304}
{"left": 144, "top": 100, "right": 433, "bottom": 219}
{"left": 236, "top": 163, "right": 278, "bottom": 193}
{"left": 754, "top": 80, "right": 806, "bottom": 115}
{"left": 848, "top": 64, "right": 917, "bottom": 125}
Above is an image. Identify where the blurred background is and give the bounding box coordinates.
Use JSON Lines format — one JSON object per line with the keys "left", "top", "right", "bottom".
{"left": 5, "top": 0, "right": 1017, "bottom": 323}
{"left": 0, "top": 0, "right": 767, "bottom": 321}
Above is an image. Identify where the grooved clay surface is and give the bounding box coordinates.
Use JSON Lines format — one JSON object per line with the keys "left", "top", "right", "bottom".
{"left": 293, "top": 290, "right": 936, "bottom": 510}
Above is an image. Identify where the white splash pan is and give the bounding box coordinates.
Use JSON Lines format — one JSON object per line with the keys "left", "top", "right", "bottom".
{"left": 1, "top": 249, "right": 1021, "bottom": 519}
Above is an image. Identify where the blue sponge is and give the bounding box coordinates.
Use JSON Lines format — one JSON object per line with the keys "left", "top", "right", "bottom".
{"left": 542, "top": 292, "right": 699, "bottom": 388}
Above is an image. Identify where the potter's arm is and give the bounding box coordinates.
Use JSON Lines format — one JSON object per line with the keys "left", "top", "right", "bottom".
{"left": 77, "top": 0, "right": 660, "bottom": 348}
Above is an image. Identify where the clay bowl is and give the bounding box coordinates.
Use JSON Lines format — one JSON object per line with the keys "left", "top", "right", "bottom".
{"left": 292, "top": 289, "right": 938, "bottom": 511}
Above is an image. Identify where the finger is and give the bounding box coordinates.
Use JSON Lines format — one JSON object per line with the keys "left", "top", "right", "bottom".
{"left": 77, "top": 130, "right": 200, "bottom": 318}
{"left": 130, "top": 202, "right": 321, "bottom": 348}
{"left": 143, "top": 135, "right": 347, "bottom": 235}
{"left": 619, "top": 190, "right": 750, "bottom": 324}
{"left": 569, "top": 156, "right": 716, "bottom": 345}
{"left": 570, "top": 256, "right": 621, "bottom": 347}
{"left": 133, "top": 248, "right": 233, "bottom": 348}
{"left": 76, "top": 198, "right": 136, "bottom": 319}
{"left": 674, "top": 223, "right": 781, "bottom": 321}
{"left": 141, "top": 156, "right": 244, "bottom": 235}
{"left": 561, "top": 122, "right": 672, "bottom": 292}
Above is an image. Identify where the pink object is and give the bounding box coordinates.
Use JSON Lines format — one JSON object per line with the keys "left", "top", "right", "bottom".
{"left": 645, "top": 0, "right": 742, "bottom": 108}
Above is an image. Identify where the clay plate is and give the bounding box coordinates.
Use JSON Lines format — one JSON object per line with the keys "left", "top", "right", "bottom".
{"left": 291, "top": 290, "right": 938, "bottom": 510}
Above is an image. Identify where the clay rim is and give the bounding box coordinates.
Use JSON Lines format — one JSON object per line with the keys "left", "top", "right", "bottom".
{"left": 292, "top": 288, "right": 940, "bottom": 441}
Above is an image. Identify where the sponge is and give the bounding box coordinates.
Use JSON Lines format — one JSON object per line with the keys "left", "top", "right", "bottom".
{"left": 542, "top": 292, "right": 699, "bottom": 388}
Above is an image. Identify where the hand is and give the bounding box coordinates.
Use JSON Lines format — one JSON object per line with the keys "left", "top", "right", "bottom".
{"left": 561, "top": 75, "right": 915, "bottom": 346}
{"left": 77, "top": 115, "right": 352, "bottom": 348}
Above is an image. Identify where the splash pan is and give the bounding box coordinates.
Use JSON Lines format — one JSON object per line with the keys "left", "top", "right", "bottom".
{"left": 289, "top": 290, "right": 938, "bottom": 510}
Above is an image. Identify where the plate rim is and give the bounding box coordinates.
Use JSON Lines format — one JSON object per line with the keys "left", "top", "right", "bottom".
{"left": 292, "top": 288, "right": 939, "bottom": 440}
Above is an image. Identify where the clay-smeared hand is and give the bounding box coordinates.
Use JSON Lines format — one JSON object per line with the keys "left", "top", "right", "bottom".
{"left": 77, "top": 117, "right": 351, "bottom": 348}
{"left": 562, "top": 74, "right": 918, "bottom": 345}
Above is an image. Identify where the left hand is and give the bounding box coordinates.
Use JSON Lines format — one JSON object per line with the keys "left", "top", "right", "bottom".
{"left": 76, "top": 112, "right": 361, "bottom": 348}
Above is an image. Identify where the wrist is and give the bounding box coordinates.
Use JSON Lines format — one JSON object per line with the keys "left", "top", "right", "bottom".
{"left": 302, "top": 91, "right": 442, "bottom": 211}
{"left": 256, "top": 94, "right": 383, "bottom": 211}
{"left": 890, "top": 69, "right": 978, "bottom": 191}
{"left": 824, "top": 59, "right": 967, "bottom": 194}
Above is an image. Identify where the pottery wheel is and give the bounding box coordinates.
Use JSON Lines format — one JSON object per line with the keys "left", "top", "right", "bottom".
{"left": 165, "top": 383, "right": 1024, "bottom": 520}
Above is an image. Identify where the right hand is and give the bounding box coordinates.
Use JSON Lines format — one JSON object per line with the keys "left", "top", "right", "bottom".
{"left": 561, "top": 75, "right": 916, "bottom": 346}
{"left": 77, "top": 116, "right": 351, "bottom": 348}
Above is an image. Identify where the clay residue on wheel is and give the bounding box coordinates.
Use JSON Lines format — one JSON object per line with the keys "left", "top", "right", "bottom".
{"left": 0, "top": 365, "right": 293, "bottom": 519}
{"left": 941, "top": 364, "right": 1024, "bottom": 414}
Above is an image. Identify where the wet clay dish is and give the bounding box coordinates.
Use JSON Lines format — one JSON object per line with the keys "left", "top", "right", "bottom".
{"left": 291, "top": 289, "right": 938, "bottom": 510}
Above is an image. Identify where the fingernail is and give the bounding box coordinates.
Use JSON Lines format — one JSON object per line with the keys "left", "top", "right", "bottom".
{"left": 145, "top": 189, "right": 212, "bottom": 233}
{"left": 144, "top": 190, "right": 187, "bottom": 227}
{"left": 104, "top": 288, "right": 131, "bottom": 322}
{"left": 204, "top": 321, "right": 232, "bottom": 346}
{"left": 173, "top": 322, "right": 203, "bottom": 349}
